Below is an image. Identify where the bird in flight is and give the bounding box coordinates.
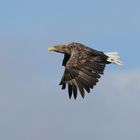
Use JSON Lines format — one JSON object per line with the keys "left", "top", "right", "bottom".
{"left": 48, "top": 42, "right": 123, "bottom": 99}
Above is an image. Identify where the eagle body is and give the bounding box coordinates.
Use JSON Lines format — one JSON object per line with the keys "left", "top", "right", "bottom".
{"left": 48, "top": 42, "right": 122, "bottom": 99}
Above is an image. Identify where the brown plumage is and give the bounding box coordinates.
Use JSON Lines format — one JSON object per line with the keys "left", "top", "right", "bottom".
{"left": 48, "top": 42, "right": 123, "bottom": 99}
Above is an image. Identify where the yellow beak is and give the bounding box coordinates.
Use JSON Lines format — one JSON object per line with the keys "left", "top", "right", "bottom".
{"left": 48, "top": 46, "right": 57, "bottom": 51}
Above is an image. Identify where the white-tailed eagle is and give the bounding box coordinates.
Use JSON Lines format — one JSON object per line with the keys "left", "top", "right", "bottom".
{"left": 48, "top": 42, "right": 123, "bottom": 99}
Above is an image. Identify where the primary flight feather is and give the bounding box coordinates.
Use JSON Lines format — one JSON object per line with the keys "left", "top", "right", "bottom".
{"left": 48, "top": 42, "right": 123, "bottom": 99}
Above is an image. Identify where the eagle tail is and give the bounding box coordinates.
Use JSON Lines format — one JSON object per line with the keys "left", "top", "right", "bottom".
{"left": 105, "top": 52, "right": 123, "bottom": 66}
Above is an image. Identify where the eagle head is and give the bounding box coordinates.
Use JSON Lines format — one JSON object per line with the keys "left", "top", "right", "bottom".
{"left": 48, "top": 42, "right": 79, "bottom": 55}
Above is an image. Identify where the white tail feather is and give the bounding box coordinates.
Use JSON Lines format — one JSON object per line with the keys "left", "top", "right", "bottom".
{"left": 105, "top": 52, "right": 123, "bottom": 66}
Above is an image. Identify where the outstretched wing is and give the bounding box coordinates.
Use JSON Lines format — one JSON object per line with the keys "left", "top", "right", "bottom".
{"left": 59, "top": 51, "right": 106, "bottom": 99}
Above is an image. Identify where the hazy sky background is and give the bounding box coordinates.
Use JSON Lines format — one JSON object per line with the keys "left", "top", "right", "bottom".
{"left": 0, "top": 0, "right": 140, "bottom": 140}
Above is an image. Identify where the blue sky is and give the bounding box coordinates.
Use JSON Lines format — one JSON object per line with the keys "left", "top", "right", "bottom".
{"left": 0, "top": 0, "right": 140, "bottom": 140}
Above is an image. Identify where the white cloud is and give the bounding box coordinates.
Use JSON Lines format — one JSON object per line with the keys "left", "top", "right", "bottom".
{"left": 98, "top": 69, "right": 140, "bottom": 95}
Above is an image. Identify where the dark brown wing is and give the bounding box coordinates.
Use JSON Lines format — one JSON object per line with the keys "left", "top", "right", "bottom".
{"left": 62, "top": 54, "right": 70, "bottom": 66}
{"left": 59, "top": 51, "right": 107, "bottom": 99}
